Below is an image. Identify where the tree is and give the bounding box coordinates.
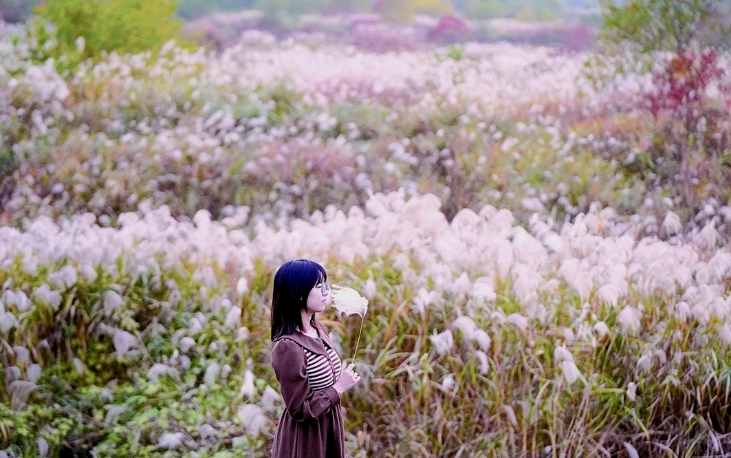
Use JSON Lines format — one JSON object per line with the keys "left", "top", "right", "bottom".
{"left": 600, "top": 0, "right": 731, "bottom": 52}
{"left": 597, "top": 0, "right": 731, "bottom": 224}
{"left": 33, "top": 0, "right": 184, "bottom": 67}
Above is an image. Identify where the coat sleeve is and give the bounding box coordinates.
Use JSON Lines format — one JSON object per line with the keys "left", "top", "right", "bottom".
{"left": 272, "top": 339, "right": 341, "bottom": 422}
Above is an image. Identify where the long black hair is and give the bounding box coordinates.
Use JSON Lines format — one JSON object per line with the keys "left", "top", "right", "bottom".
{"left": 271, "top": 259, "right": 327, "bottom": 340}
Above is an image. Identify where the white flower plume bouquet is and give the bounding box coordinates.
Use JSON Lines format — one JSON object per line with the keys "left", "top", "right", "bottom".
{"left": 331, "top": 285, "right": 368, "bottom": 359}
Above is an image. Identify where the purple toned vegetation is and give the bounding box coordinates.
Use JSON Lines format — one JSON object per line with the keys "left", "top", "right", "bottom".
{"left": 427, "top": 15, "right": 471, "bottom": 44}
{"left": 558, "top": 23, "right": 597, "bottom": 51}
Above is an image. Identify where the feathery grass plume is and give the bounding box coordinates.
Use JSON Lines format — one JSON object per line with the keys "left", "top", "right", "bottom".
{"left": 617, "top": 305, "right": 642, "bottom": 332}
{"left": 99, "top": 323, "right": 138, "bottom": 356}
{"left": 261, "top": 386, "right": 281, "bottom": 412}
{"left": 37, "top": 437, "right": 48, "bottom": 457}
{"left": 0, "top": 311, "right": 19, "bottom": 333}
{"left": 697, "top": 223, "right": 719, "bottom": 249}
{"left": 623, "top": 442, "right": 640, "bottom": 458}
{"left": 72, "top": 358, "right": 84, "bottom": 375}
{"left": 239, "top": 368, "right": 256, "bottom": 399}
{"left": 3, "top": 290, "right": 30, "bottom": 312}
{"left": 12, "top": 346, "right": 29, "bottom": 364}
{"left": 554, "top": 345, "right": 582, "bottom": 385}
{"left": 27, "top": 364, "right": 41, "bottom": 383}
{"left": 451, "top": 315, "right": 476, "bottom": 339}
{"left": 429, "top": 329, "right": 454, "bottom": 356}
{"left": 593, "top": 321, "right": 610, "bottom": 338}
{"left": 33, "top": 284, "right": 62, "bottom": 311}
{"left": 103, "top": 290, "right": 125, "bottom": 316}
{"left": 475, "top": 350, "right": 489, "bottom": 374}
{"left": 104, "top": 405, "right": 128, "bottom": 426}
{"left": 178, "top": 336, "right": 195, "bottom": 353}
{"left": 198, "top": 424, "right": 218, "bottom": 440}
{"left": 8, "top": 380, "right": 37, "bottom": 410}
{"left": 661, "top": 211, "right": 683, "bottom": 236}
{"left": 204, "top": 362, "right": 221, "bottom": 387}
{"left": 225, "top": 306, "right": 242, "bottom": 330}
{"left": 147, "top": 363, "right": 180, "bottom": 382}
{"left": 560, "top": 360, "right": 581, "bottom": 385}
{"left": 331, "top": 285, "right": 368, "bottom": 360}
{"left": 48, "top": 265, "right": 77, "bottom": 289}
{"left": 595, "top": 284, "right": 622, "bottom": 307}
{"left": 237, "top": 404, "right": 269, "bottom": 436}
{"left": 156, "top": 432, "right": 185, "bottom": 450}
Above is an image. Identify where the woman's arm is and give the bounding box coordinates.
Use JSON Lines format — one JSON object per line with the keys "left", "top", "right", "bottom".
{"left": 271, "top": 339, "right": 340, "bottom": 422}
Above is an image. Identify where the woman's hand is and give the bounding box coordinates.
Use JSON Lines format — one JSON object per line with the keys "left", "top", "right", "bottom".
{"left": 333, "top": 363, "right": 361, "bottom": 394}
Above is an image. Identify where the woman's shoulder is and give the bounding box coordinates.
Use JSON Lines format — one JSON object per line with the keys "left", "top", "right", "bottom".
{"left": 275, "top": 330, "right": 330, "bottom": 356}
{"left": 271, "top": 337, "right": 304, "bottom": 367}
{"left": 273, "top": 335, "right": 298, "bottom": 350}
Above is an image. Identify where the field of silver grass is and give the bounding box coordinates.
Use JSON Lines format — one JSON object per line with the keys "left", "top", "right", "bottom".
{"left": 2, "top": 27, "right": 731, "bottom": 457}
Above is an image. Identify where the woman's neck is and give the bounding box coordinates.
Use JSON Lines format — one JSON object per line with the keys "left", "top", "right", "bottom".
{"left": 300, "top": 311, "right": 316, "bottom": 335}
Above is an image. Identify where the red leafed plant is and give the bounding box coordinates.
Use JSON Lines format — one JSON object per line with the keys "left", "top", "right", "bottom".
{"left": 645, "top": 49, "right": 728, "bottom": 130}
{"left": 639, "top": 48, "right": 731, "bottom": 214}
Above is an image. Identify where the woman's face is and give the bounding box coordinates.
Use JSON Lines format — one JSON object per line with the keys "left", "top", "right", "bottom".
{"left": 305, "top": 279, "right": 330, "bottom": 314}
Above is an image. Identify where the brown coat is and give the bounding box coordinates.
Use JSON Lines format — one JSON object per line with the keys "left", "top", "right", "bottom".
{"left": 271, "top": 319, "right": 345, "bottom": 458}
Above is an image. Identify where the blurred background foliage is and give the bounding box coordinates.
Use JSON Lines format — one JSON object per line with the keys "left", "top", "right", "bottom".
{"left": 1, "top": 0, "right": 598, "bottom": 23}
{"left": 599, "top": 0, "right": 731, "bottom": 53}
{"left": 26, "top": 0, "right": 184, "bottom": 75}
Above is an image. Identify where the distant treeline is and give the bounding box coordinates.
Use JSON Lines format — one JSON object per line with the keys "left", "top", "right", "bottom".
{"left": 180, "top": 0, "right": 601, "bottom": 21}
{"left": 1, "top": 0, "right": 601, "bottom": 23}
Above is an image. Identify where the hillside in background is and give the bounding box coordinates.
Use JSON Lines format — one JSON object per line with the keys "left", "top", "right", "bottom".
{"left": 1, "top": 0, "right": 601, "bottom": 23}
{"left": 0, "top": 0, "right": 602, "bottom": 52}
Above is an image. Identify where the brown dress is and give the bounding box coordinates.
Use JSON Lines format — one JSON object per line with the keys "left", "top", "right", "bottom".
{"left": 271, "top": 319, "right": 345, "bottom": 458}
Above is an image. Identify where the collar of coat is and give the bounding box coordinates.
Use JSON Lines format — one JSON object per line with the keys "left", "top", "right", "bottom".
{"left": 274, "top": 317, "right": 336, "bottom": 356}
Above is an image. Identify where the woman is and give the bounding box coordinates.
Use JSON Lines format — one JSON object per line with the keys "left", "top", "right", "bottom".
{"left": 270, "top": 259, "right": 361, "bottom": 458}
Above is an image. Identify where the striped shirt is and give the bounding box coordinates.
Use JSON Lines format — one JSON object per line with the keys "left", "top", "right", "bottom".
{"left": 303, "top": 343, "right": 342, "bottom": 392}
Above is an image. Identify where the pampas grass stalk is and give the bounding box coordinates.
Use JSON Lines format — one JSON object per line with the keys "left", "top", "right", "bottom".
{"left": 331, "top": 285, "right": 368, "bottom": 360}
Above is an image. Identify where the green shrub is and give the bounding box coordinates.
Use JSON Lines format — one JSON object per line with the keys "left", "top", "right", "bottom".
{"left": 31, "top": 0, "right": 184, "bottom": 74}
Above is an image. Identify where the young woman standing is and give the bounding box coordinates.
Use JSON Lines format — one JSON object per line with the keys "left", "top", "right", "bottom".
{"left": 270, "top": 259, "right": 361, "bottom": 458}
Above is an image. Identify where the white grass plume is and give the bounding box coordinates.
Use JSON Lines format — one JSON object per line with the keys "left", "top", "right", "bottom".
{"left": 331, "top": 286, "right": 369, "bottom": 317}
{"left": 147, "top": 363, "right": 180, "bottom": 382}
{"left": 99, "top": 323, "right": 138, "bottom": 356}
{"left": 156, "top": 432, "right": 185, "bottom": 450}
{"left": 261, "top": 385, "right": 281, "bottom": 412}
{"left": 331, "top": 285, "right": 368, "bottom": 359}
{"left": 8, "top": 380, "right": 37, "bottom": 410}
{"left": 617, "top": 306, "right": 642, "bottom": 332}
{"left": 429, "top": 329, "right": 454, "bottom": 356}
{"left": 239, "top": 368, "right": 256, "bottom": 399}
{"left": 237, "top": 404, "right": 269, "bottom": 436}
{"left": 661, "top": 211, "right": 682, "bottom": 236}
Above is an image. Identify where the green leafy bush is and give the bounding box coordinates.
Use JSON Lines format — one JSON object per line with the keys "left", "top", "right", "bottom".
{"left": 31, "top": 0, "right": 184, "bottom": 74}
